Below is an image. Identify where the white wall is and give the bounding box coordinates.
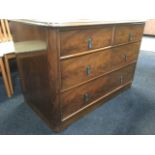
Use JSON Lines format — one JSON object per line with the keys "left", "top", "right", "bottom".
{"left": 1, "top": 0, "right": 155, "bottom": 20}
{"left": 141, "top": 36, "right": 155, "bottom": 52}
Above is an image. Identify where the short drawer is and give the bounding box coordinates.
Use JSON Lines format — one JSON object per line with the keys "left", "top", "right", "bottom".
{"left": 113, "top": 24, "right": 144, "bottom": 45}
{"left": 111, "top": 42, "right": 141, "bottom": 68}
{"left": 61, "top": 49, "right": 111, "bottom": 90}
{"left": 60, "top": 26, "right": 113, "bottom": 56}
{"left": 61, "top": 64, "right": 136, "bottom": 119}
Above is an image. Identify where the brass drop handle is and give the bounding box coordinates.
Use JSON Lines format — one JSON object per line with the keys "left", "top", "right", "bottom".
{"left": 85, "top": 65, "right": 91, "bottom": 76}
{"left": 124, "top": 53, "right": 128, "bottom": 62}
{"left": 88, "top": 36, "right": 93, "bottom": 49}
{"left": 83, "top": 93, "right": 90, "bottom": 103}
{"left": 128, "top": 33, "right": 134, "bottom": 42}
{"left": 120, "top": 75, "right": 123, "bottom": 84}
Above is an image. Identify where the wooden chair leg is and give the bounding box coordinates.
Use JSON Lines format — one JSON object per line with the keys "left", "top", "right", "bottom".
{"left": 4, "top": 54, "right": 14, "bottom": 95}
{"left": 0, "top": 58, "right": 11, "bottom": 97}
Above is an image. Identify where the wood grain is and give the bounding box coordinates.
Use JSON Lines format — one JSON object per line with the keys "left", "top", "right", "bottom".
{"left": 61, "top": 63, "right": 136, "bottom": 119}
{"left": 111, "top": 42, "right": 141, "bottom": 68}
{"left": 113, "top": 24, "right": 144, "bottom": 45}
{"left": 10, "top": 21, "right": 144, "bottom": 132}
{"left": 61, "top": 42, "right": 140, "bottom": 90}
{"left": 61, "top": 49, "right": 111, "bottom": 89}
{"left": 60, "top": 26, "right": 113, "bottom": 56}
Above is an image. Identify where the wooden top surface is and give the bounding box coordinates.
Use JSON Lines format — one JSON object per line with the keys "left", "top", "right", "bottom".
{"left": 10, "top": 19, "right": 145, "bottom": 27}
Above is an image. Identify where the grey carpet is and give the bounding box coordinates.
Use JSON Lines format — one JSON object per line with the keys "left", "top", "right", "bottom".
{"left": 0, "top": 50, "right": 155, "bottom": 135}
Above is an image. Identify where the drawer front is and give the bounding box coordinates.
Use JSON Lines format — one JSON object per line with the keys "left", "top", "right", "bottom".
{"left": 60, "top": 26, "right": 113, "bottom": 56}
{"left": 111, "top": 42, "right": 141, "bottom": 68}
{"left": 113, "top": 24, "right": 144, "bottom": 45}
{"left": 61, "top": 64, "right": 136, "bottom": 119}
{"left": 61, "top": 49, "right": 111, "bottom": 90}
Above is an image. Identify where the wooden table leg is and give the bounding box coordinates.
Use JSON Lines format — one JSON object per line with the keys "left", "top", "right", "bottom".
{"left": 0, "top": 57, "right": 11, "bottom": 97}
{"left": 4, "top": 53, "right": 16, "bottom": 95}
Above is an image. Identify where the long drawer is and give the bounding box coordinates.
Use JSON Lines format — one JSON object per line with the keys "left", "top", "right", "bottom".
{"left": 61, "top": 43, "right": 140, "bottom": 90}
{"left": 61, "top": 64, "right": 136, "bottom": 119}
{"left": 113, "top": 24, "right": 144, "bottom": 45}
{"left": 61, "top": 49, "right": 111, "bottom": 89}
{"left": 60, "top": 26, "right": 113, "bottom": 56}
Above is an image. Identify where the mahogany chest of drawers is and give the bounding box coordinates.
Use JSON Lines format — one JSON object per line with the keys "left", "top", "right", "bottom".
{"left": 10, "top": 20, "right": 145, "bottom": 132}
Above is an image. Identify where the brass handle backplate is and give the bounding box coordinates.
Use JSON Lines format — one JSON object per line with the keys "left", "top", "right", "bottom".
{"left": 83, "top": 93, "right": 90, "bottom": 103}
{"left": 85, "top": 65, "right": 91, "bottom": 76}
{"left": 88, "top": 36, "right": 93, "bottom": 49}
{"left": 124, "top": 53, "right": 128, "bottom": 62}
{"left": 120, "top": 75, "right": 123, "bottom": 84}
{"left": 128, "top": 33, "right": 134, "bottom": 42}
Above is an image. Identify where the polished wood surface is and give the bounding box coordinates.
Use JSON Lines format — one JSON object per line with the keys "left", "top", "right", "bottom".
{"left": 61, "top": 42, "right": 140, "bottom": 90}
{"left": 61, "top": 63, "right": 136, "bottom": 119}
{"left": 14, "top": 25, "right": 62, "bottom": 131}
{"left": 62, "top": 82, "right": 132, "bottom": 128}
{"left": 111, "top": 42, "right": 141, "bottom": 68}
{"left": 10, "top": 21, "right": 145, "bottom": 132}
{"left": 60, "top": 26, "right": 113, "bottom": 56}
{"left": 61, "top": 49, "right": 111, "bottom": 89}
{"left": 9, "top": 21, "right": 46, "bottom": 42}
{"left": 10, "top": 19, "right": 145, "bottom": 27}
{"left": 46, "top": 28, "right": 62, "bottom": 130}
{"left": 113, "top": 24, "right": 144, "bottom": 45}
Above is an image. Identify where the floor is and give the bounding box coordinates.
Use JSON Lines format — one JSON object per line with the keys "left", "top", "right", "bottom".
{"left": 0, "top": 36, "right": 155, "bottom": 135}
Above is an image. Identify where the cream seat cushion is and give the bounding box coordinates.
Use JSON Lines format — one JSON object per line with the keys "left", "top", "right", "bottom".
{"left": 0, "top": 41, "right": 15, "bottom": 57}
